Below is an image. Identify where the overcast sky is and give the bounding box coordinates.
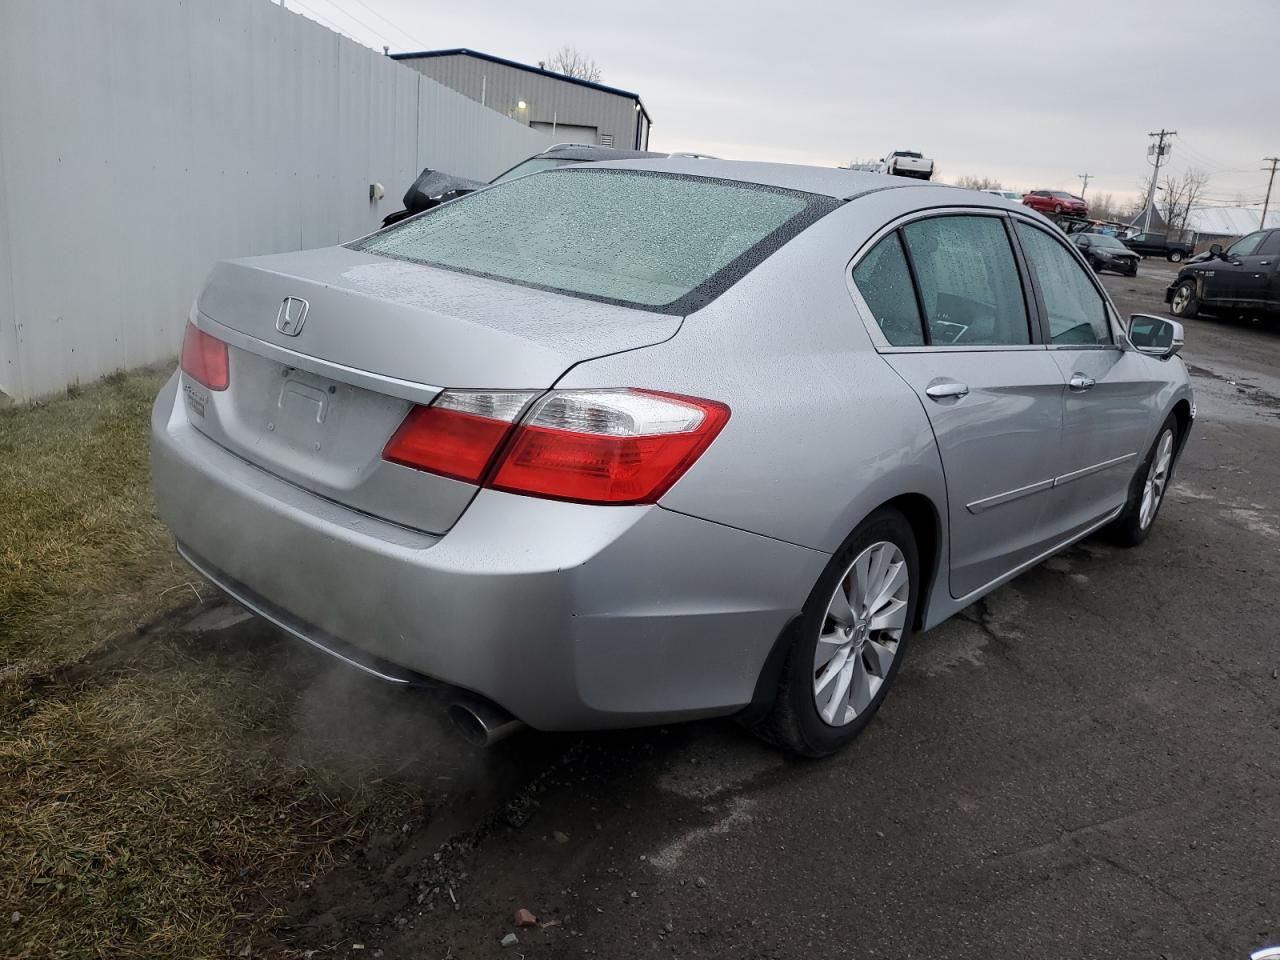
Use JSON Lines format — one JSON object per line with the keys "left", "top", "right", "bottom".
{"left": 291, "top": 0, "right": 1279, "bottom": 206}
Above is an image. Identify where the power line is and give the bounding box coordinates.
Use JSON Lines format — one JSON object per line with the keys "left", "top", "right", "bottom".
{"left": 287, "top": 0, "right": 361, "bottom": 42}
{"left": 341, "top": 0, "right": 428, "bottom": 50}
{"left": 309, "top": 0, "right": 396, "bottom": 49}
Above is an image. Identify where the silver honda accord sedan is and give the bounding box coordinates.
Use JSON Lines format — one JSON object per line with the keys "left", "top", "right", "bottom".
{"left": 152, "top": 158, "right": 1193, "bottom": 756}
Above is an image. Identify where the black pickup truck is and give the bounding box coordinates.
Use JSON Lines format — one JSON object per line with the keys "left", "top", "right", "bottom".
{"left": 1166, "top": 228, "right": 1280, "bottom": 319}
{"left": 1120, "top": 232, "right": 1195, "bottom": 262}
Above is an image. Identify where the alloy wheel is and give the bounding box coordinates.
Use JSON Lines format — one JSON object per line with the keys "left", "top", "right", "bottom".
{"left": 813, "top": 541, "right": 909, "bottom": 726}
{"left": 1172, "top": 284, "right": 1191, "bottom": 314}
{"left": 1139, "top": 429, "right": 1175, "bottom": 530}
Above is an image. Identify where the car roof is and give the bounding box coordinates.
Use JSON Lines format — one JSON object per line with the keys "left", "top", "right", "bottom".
{"left": 571, "top": 156, "right": 972, "bottom": 201}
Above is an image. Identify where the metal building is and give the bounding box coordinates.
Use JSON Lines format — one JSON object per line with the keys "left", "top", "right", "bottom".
{"left": 391, "top": 48, "right": 652, "bottom": 151}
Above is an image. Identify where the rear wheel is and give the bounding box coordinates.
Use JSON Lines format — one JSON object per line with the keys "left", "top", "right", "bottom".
{"left": 1169, "top": 250, "right": 1185, "bottom": 263}
{"left": 1104, "top": 414, "right": 1178, "bottom": 547}
{"left": 1170, "top": 279, "right": 1199, "bottom": 319}
{"left": 759, "top": 509, "right": 918, "bottom": 757}
{"left": 1054, "top": 203, "right": 1063, "bottom": 214}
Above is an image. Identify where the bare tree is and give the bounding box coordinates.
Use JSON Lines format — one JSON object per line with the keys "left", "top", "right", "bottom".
{"left": 953, "top": 175, "right": 1004, "bottom": 191}
{"left": 1160, "top": 167, "right": 1208, "bottom": 241}
{"left": 1084, "top": 192, "right": 1125, "bottom": 222}
{"left": 546, "top": 45, "right": 601, "bottom": 82}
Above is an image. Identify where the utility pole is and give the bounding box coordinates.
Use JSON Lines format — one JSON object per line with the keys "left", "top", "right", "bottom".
{"left": 1142, "top": 129, "right": 1176, "bottom": 233}
{"left": 1077, "top": 172, "right": 1092, "bottom": 198}
{"left": 1262, "top": 157, "right": 1280, "bottom": 231}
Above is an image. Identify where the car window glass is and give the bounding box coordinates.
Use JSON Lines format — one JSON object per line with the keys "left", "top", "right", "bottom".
{"left": 851, "top": 233, "right": 924, "bottom": 346}
{"left": 1228, "top": 231, "right": 1266, "bottom": 256}
{"left": 900, "top": 216, "right": 1030, "bottom": 346}
{"left": 1253, "top": 232, "right": 1280, "bottom": 256}
{"left": 1015, "top": 223, "right": 1112, "bottom": 346}
{"left": 352, "top": 169, "right": 832, "bottom": 312}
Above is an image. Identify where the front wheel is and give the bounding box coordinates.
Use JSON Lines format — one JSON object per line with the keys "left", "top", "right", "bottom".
{"left": 759, "top": 509, "right": 918, "bottom": 757}
{"left": 1170, "top": 279, "right": 1199, "bottom": 319}
{"left": 1168, "top": 250, "right": 1185, "bottom": 263}
{"left": 1054, "top": 203, "right": 1063, "bottom": 214}
{"left": 1104, "top": 415, "right": 1179, "bottom": 547}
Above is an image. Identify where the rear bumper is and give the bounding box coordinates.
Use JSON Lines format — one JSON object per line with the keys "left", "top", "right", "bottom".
{"left": 151, "top": 374, "right": 827, "bottom": 730}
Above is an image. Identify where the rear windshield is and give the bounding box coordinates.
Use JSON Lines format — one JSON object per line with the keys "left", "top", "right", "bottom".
{"left": 350, "top": 169, "right": 837, "bottom": 314}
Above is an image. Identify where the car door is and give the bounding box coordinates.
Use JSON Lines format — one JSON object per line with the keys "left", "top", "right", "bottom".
{"left": 1232, "top": 229, "right": 1280, "bottom": 304}
{"left": 1203, "top": 230, "right": 1267, "bottom": 302}
{"left": 849, "top": 211, "right": 1068, "bottom": 600}
{"left": 1013, "top": 220, "right": 1157, "bottom": 538}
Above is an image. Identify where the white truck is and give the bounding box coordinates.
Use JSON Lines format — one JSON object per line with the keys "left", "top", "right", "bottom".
{"left": 882, "top": 150, "right": 934, "bottom": 180}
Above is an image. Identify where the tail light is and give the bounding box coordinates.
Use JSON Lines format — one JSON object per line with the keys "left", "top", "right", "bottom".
{"left": 180, "top": 322, "right": 229, "bottom": 391}
{"left": 383, "top": 391, "right": 534, "bottom": 484}
{"left": 383, "top": 388, "right": 729, "bottom": 505}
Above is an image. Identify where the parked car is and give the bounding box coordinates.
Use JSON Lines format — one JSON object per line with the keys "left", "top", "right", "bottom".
{"left": 983, "top": 189, "right": 1023, "bottom": 201}
{"left": 1120, "top": 231, "right": 1195, "bottom": 263}
{"left": 882, "top": 150, "right": 934, "bottom": 180}
{"left": 1166, "top": 228, "right": 1280, "bottom": 319}
{"left": 153, "top": 159, "right": 1193, "bottom": 757}
{"left": 1022, "top": 190, "right": 1088, "bottom": 217}
{"left": 380, "top": 143, "right": 663, "bottom": 226}
{"left": 1071, "top": 233, "right": 1140, "bottom": 276}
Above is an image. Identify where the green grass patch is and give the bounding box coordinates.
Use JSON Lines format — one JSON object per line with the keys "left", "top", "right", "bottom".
{"left": 0, "top": 370, "right": 385, "bottom": 957}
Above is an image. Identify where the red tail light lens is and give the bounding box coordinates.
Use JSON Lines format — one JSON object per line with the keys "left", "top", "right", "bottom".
{"left": 180, "top": 322, "right": 229, "bottom": 391}
{"left": 382, "top": 391, "right": 534, "bottom": 483}
{"left": 489, "top": 390, "right": 730, "bottom": 505}
{"left": 382, "top": 389, "right": 730, "bottom": 505}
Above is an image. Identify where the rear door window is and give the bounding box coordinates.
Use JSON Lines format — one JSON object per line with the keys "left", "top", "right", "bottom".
{"left": 351, "top": 169, "right": 838, "bottom": 314}
{"left": 1255, "top": 231, "right": 1280, "bottom": 256}
{"left": 851, "top": 233, "right": 924, "bottom": 346}
{"left": 1015, "top": 223, "right": 1113, "bottom": 345}
{"left": 900, "top": 215, "right": 1031, "bottom": 346}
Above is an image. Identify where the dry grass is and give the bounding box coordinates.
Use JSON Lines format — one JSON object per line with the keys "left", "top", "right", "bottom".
{"left": 0, "top": 371, "right": 380, "bottom": 958}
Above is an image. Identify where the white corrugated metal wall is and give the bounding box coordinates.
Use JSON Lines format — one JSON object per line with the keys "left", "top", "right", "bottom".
{"left": 0, "top": 0, "right": 552, "bottom": 402}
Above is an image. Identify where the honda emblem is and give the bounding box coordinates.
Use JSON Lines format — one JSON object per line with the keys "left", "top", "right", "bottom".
{"left": 276, "top": 297, "right": 309, "bottom": 336}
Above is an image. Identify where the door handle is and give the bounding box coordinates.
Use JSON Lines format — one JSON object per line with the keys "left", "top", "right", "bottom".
{"left": 925, "top": 381, "right": 969, "bottom": 400}
{"left": 1069, "top": 373, "right": 1096, "bottom": 391}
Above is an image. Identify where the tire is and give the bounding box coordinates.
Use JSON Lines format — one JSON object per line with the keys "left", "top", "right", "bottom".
{"left": 1054, "top": 203, "right": 1063, "bottom": 214}
{"left": 1090, "top": 257, "right": 1103, "bottom": 273}
{"left": 1104, "top": 414, "right": 1179, "bottom": 548}
{"left": 758, "top": 508, "right": 919, "bottom": 757}
{"left": 1126, "top": 264, "right": 1138, "bottom": 277}
{"left": 1168, "top": 250, "right": 1185, "bottom": 263}
{"left": 1170, "top": 279, "right": 1199, "bottom": 319}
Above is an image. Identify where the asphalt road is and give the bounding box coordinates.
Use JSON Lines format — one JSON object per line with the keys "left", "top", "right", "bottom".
{"left": 276, "top": 261, "right": 1280, "bottom": 960}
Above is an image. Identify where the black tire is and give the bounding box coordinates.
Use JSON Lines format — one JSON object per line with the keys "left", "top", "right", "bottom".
{"left": 1168, "top": 250, "right": 1184, "bottom": 263}
{"left": 758, "top": 508, "right": 919, "bottom": 757}
{"left": 1104, "top": 413, "right": 1179, "bottom": 548}
{"left": 1170, "top": 279, "right": 1199, "bottom": 319}
{"left": 1125, "top": 265, "right": 1138, "bottom": 277}
{"left": 1090, "top": 257, "right": 1103, "bottom": 273}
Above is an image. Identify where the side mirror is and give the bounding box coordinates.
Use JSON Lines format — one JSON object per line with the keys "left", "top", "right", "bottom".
{"left": 1127, "top": 314, "right": 1184, "bottom": 359}
{"left": 1209, "top": 243, "right": 1223, "bottom": 257}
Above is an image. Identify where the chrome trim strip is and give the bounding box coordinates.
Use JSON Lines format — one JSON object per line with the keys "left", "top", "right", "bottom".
{"left": 197, "top": 311, "right": 443, "bottom": 407}
{"left": 965, "top": 452, "right": 1138, "bottom": 514}
{"left": 1053, "top": 452, "right": 1136, "bottom": 487}
{"left": 965, "top": 478, "right": 1055, "bottom": 515}
{"left": 176, "top": 543, "right": 417, "bottom": 685}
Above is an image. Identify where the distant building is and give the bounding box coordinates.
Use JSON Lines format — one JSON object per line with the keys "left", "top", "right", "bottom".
{"left": 1129, "top": 201, "right": 1280, "bottom": 248}
{"left": 392, "top": 48, "right": 652, "bottom": 150}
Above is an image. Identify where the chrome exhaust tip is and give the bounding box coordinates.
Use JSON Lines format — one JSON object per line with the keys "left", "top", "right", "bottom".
{"left": 447, "top": 694, "right": 524, "bottom": 747}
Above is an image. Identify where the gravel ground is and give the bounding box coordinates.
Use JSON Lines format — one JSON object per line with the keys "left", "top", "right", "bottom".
{"left": 269, "top": 262, "right": 1280, "bottom": 960}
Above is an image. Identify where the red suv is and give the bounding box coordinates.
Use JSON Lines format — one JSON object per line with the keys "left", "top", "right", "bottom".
{"left": 1022, "top": 190, "right": 1088, "bottom": 217}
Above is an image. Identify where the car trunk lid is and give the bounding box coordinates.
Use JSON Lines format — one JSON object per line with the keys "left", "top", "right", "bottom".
{"left": 184, "top": 246, "right": 681, "bottom": 533}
